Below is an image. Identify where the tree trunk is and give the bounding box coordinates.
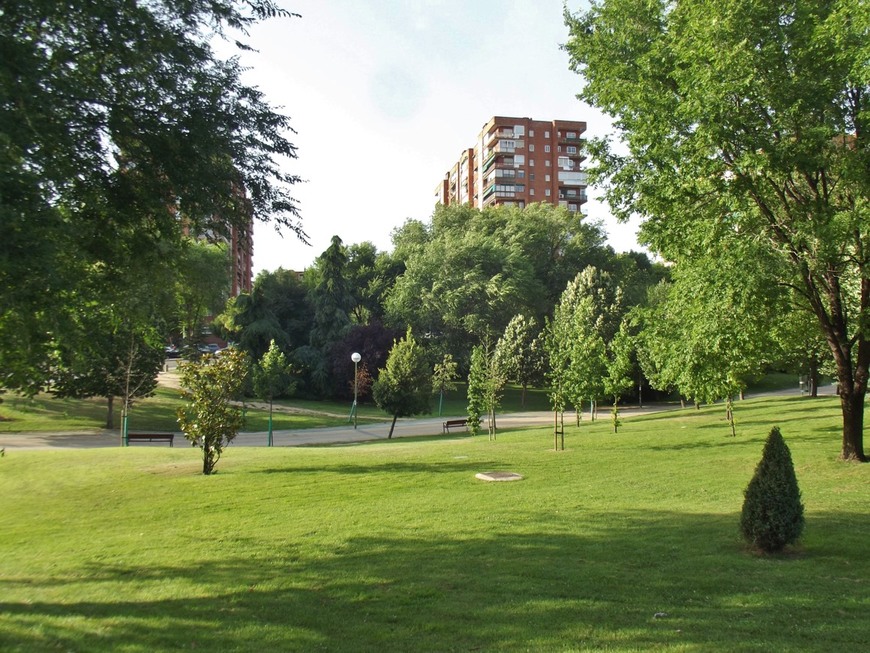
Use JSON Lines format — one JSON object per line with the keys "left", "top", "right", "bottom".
{"left": 105, "top": 395, "right": 114, "bottom": 430}
{"left": 839, "top": 386, "right": 867, "bottom": 461}
{"left": 521, "top": 383, "right": 527, "bottom": 409}
{"left": 387, "top": 414, "right": 398, "bottom": 439}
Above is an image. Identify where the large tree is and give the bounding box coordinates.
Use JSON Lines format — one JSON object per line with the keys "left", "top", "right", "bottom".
{"left": 1, "top": 0, "right": 304, "bottom": 391}
{"left": 565, "top": 0, "right": 870, "bottom": 460}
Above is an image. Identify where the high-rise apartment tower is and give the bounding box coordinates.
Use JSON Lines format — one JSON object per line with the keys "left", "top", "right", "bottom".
{"left": 435, "top": 116, "right": 588, "bottom": 213}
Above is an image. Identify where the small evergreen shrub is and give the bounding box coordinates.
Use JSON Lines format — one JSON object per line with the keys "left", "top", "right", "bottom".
{"left": 740, "top": 426, "right": 805, "bottom": 553}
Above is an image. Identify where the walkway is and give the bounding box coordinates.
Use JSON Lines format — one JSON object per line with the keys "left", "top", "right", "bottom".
{"left": 0, "top": 406, "right": 662, "bottom": 451}
{"left": 1, "top": 385, "right": 833, "bottom": 451}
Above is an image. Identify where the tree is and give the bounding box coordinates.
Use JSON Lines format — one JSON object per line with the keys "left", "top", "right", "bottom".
{"left": 217, "top": 268, "right": 312, "bottom": 361}
{"left": 309, "top": 235, "right": 354, "bottom": 350}
{"left": 252, "top": 340, "right": 296, "bottom": 447}
{"left": 177, "top": 349, "right": 249, "bottom": 475}
{"left": 741, "top": 427, "right": 805, "bottom": 553}
{"left": 1, "top": 0, "right": 304, "bottom": 392}
{"left": 49, "top": 258, "right": 172, "bottom": 429}
{"left": 548, "top": 267, "right": 622, "bottom": 424}
{"left": 495, "top": 315, "right": 544, "bottom": 409}
{"left": 432, "top": 353, "right": 460, "bottom": 417}
{"left": 603, "top": 320, "right": 635, "bottom": 434}
{"left": 467, "top": 341, "right": 505, "bottom": 440}
{"left": 371, "top": 328, "right": 431, "bottom": 439}
{"left": 174, "top": 240, "right": 231, "bottom": 347}
{"left": 634, "top": 244, "right": 781, "bottom": 435}
{"left": 52, "top": 319, "right": 164, "bottom": 430}
{"left": 565, "top": 0, "right": 869, "bottom": 460}
{"left": 385, "top": 203, "right": 610, "bottom": 360}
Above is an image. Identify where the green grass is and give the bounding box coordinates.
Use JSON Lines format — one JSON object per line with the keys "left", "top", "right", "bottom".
{"left": 1, "top": 395, "right": 867, "bottom": 651}
{"left": 0, "top": 388, "right": 385, "bottom": 434}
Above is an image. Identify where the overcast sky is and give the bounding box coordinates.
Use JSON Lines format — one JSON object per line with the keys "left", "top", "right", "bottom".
{"left": 231, "top": 0, "right": 639, "bottom": 274}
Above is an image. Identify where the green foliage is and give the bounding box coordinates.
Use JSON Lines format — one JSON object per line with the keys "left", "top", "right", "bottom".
{"left": 564, "top": 0, "right": 869, "bottom": 460}
{"left": 495, "top": 314, "right": 544, "bottom": 408}
{"left": 177, "top": 349, "right": 249, "bottom": 474}
{"left": 309, "top": 235, "right": 353, "bottom": 350}
{"left": 466, "top": 341, "right": 505, "bottom": 438}
{"left": 0, "top": 0, "right": 305, "bottom": 392}
{"left": 51, "top": 323, "right": 164, "bottom": 430}
{"left": 174, "top": 240, "right": 231, "bottom": 345}
{"left": 741, "top": 427, "right": 805, "bottom": 553}
{"left": 385, "top": 203, "right": 609, "bottom": 358}
{"left": 634, "top": 244, "right": 781, "bottom": 433}
{"left": 604, "top": 320, "right": 635, "bottom": 433}
{"left": 253, "top": 340, "right": 296, "bottom": 403}
{"left": 216, "top": 268, "right": 312, "bottom": 361}
{"left": 371, "top": 328, "right": 431, "bottom": 437}
{"left": 546, "top": 267, "right": 622, "bottom": 417}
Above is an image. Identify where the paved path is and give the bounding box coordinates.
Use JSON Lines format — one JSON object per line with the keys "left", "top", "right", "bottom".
{"left": 1, "top": 385, "right": 834, "bottom": 451}
{"left": 0, "top": 405, "right": 671, "bottom": 451}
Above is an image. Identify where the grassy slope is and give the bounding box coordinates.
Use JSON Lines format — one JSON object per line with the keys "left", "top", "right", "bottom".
{"left": 0, "top": 396, "right": 867, "bottom": 652}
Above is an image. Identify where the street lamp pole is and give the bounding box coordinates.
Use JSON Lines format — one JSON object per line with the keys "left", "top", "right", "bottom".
{"left": 351, "top": 352, "right": 361, "bottom": 429}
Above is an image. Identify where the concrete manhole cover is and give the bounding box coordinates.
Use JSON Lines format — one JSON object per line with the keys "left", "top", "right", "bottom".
{"left": 475, "top": 471, "right": 523, "bottom": 482}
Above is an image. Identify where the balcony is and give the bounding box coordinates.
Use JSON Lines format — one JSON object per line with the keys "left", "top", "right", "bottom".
{"left": 483, "top": 183, "right": 524, "bottom": 200}
{"left": 482, "top": 152, "right": 519, "bottom": 173}
{"left": 485, "top": 128, "right": 516, "bottom": 147}
{"left": 558, "top": 190, "right": 588, "bottom": 202}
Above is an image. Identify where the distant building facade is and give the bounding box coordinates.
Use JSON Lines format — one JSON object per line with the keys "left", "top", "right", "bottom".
{"left": 436, "top": 116, "right": 588, "bottom": 214}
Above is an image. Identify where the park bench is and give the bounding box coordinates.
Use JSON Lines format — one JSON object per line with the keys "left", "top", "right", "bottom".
{"left": 442, "top": 418, "right": 481, "bottom": 434}
{"left": 126, "top": 432, "right": 175, "bottom": 447}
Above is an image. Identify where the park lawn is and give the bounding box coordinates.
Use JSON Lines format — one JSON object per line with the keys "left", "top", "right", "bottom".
{"left": 0, "top": 387, "right": 385, "bottom": 435}
{"left": 0, "top": 395, "right": 867, "bottom": 652}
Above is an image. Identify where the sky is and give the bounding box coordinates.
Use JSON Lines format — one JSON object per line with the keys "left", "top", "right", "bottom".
{"left": 230, "top": 0, "right": 640, "bottom": 275}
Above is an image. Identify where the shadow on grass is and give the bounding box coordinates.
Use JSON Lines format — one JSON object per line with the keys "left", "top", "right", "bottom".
{"left": 2, "top": 510, "right": 867, "bottom": 652}
{"left": 257, "top": 459, "right": 510, "bottom": 476}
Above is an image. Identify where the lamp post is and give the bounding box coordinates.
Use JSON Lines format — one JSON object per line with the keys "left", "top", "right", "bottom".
{"left": 351, "top": 352, "right": 361, "bottom": 429}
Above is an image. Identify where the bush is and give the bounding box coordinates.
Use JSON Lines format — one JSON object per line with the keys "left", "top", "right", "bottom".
{"left": 740, "top": 426, "right": 805, "bottom": 553}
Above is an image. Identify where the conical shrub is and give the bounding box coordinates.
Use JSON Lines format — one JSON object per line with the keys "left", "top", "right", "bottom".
{"left": 740, "top": 427, "right": 805, "bottom": 553}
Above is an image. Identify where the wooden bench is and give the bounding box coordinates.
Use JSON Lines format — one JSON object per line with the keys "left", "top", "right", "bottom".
{"left": 126, "top": 432, "right": 175, "bottom": 447}
{"left": 442, "top": 418, "right": 480, "bottom": 434}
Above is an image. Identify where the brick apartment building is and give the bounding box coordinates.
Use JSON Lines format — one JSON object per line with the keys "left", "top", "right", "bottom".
{"left": 435, "top": 116, "right": 588, "bottom": 214}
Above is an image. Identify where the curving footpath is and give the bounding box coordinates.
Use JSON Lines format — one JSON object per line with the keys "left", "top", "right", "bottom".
{"left": 1, "top": 384, "right": 831, "bottom": 451}
{"left": 0, "top": 405, "right": 672, "bottom": 451}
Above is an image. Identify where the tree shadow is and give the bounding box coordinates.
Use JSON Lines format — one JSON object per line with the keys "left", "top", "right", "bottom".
{"left": 2, "top": 510, "right": 867, "bottom": 652}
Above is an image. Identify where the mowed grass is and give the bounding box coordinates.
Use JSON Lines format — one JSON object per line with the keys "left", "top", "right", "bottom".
{"left": 0, "top": 387, "right": 384, "bottom": 434}
{"left": 0, "top": 396, "right": 867, "bottom": 652}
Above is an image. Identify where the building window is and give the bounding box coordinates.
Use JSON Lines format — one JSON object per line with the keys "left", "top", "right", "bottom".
{"left": 514, "top": 125, "right": 525, "bottom": 137}
{"left": 545, "top": 131, "right": 550, "bottom": 138}
{"left": 529, "top": 129, "right": 535, "bottom": 137}
{"left": 529, "top": 144, "right": 535, "bottom": 152}
{"left": 544, "top": 145, "right": 551, "bottom": 153}
{"left": 567, "top": 146, "right": 578, "bottom": 154}
{"left": 567, "top": 131, "right": 577, "bottom": 139}
{"left": 545, "top": 189, "right": 551, "bottom": 197}
{"left": 545, "top": 174, "right": 550, "bottom": 182}
{"left": 530, "top": 159, "right": 535, "bottom": 167}
{"left": 530, "top": 188, "right": 535, "bottom": 196}
{"left": 545, "top": 160, "right": 551, "bottom": 167}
